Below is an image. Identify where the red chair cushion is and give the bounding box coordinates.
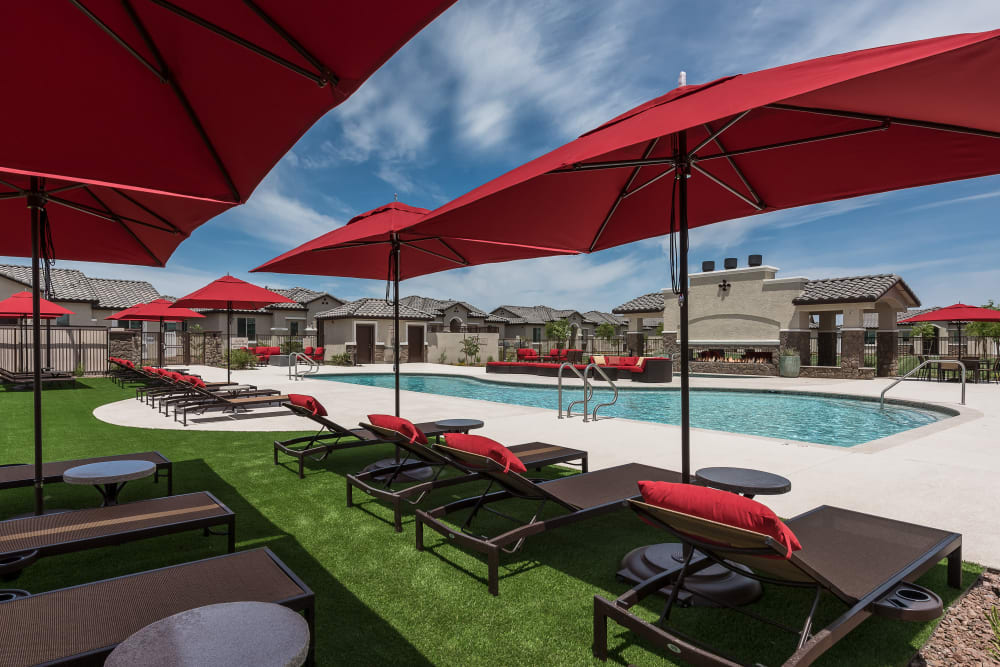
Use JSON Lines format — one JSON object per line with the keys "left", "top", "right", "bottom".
{"left": 313, "top": 347, "right": 324, "bottom": 356}
{"left": 443, "top": 433, "right": 527, "bottom": 474}
{"left": 270, "top": 347, "right": 280, "bottom": 354}
{"left": 288, "top": 393, "right": 328, "bottom": 417}
{"left": 304, "top": 346, "right": 314, "bottom": 355}
{"left": 367, "top": 414, "right": 428, "bottom": 445}
{"left": 638, "top": 481, "right": 802, "bottom": 558}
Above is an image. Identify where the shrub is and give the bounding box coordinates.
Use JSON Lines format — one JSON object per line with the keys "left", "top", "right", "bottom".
{"left": 437, "top": 351, "right": 448, "bottom": 364}
{"left": 73, "top": 361, "right": 85, "bottom": 377}
{"left": 487, "top": 355, "right": 494, "bottom": 363}
{"left": 988, "top": 606, "right": 1000, "bottom": 662}
{"left": 280, "top": 340, "right": 303, "bottom": 354}
{"left": 460, "top": 337, "right": 481, "bottom": 364}
{"left": 595, "top": 322, "right": 616, "bottom": 341}
{"left": 545, "top": 319, "right": 571, "bottom": 345}
{"left": 225, "top": 348, "right": 258, "bottom": 370}
{"left": 329, "top": 352, "right": 353, "bottom": 366}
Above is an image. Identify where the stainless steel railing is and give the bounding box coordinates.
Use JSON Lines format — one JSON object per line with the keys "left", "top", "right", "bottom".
{"left": 880, "top": 359, "right": 965, "bottom": 407}
{"left": 584, "top": 363, "right": 619, "bottom": 421}
{"left": 287, "top": 352, "right": 319, "bottom": 380}
{"left": 558, "top": 363, "right": 592, "bottom": 421}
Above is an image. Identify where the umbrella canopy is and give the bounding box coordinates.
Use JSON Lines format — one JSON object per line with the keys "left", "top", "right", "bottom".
{"left": 107, "top": 298, "right": 205, "bottom": 322}
{"left": 0, "top": 291, "right": 73, "bottom": 319}
{"left": 409, "top": 29, "right": 1000, "bottom": 483}
{"left": 173, "top": 277, "right": 295, "bottom": 382}
{"left": 899, "top": 303, "right": 1000, "bottom": 323}
{"left": 252, "top": 201, "right": 578, "bottom": 414}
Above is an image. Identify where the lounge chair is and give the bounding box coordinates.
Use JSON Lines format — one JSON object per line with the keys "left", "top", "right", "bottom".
{"left": 174, "top": 382, "right": 288, "bottom": 425}
{"left": 416, "top": 436, "right": 673, "bottom": 595}
{"left": 0, "top": 452, "right": 172, "bottom": 496}
{"left": 0, "top": 491, "right": 235, "bottom": 577}
{"left": 351, "top": 418, "right": 588, "bottom": 534}
{"left": 0, "top": 367, "right": 76, "bottom": 387}
{"left": 0, "top": 547, "right": 315, "bottom": 666}
{"left": 158, "top": 375, "right": 275, "bottom": 416}
{"left": 593, "top": 482, "right": 963, "bottom": 666}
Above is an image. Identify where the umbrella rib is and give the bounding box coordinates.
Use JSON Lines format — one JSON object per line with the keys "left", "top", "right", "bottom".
{"left": 694, "top": 122, "right": 891, "bottom": 162}
{"left": 44, "top": 183, "right": 89, "bottom": 196}
{"left": 399, "top": 240, "right": 468, "bottom": 266}
{"left": 431, "top": 237, "right": 470, "bottom": 265}
{"left": 0, "top": 178, "right": 25, "bottom": 195}
{"left": 81, "top": 188, "right": 165, "bottom": 266}
{"left": 766, "top": 103, "right": 1000, "bottom": 141}
{"left": 622, "top": 166, "right": 675, "bottom": 200}
{"left": 689, "top": 110, "right": 750, "bottom": 157}
{"left": 588, "top": 138, "right": 660, "bottom": 252}
{"left": 150, "top": 0, "right": 332, "bottom": 87}
{"left": 699, "top": 122, "right": 764, "bottom": 209}
{"left": 46, "top": 195, "right": 178, "bottom": 234}
{"left": 241, "top": 0, "right": 339, "bottom": 88}
{"left": 0, "top": 192, "right": 24, "bottom": 200}
{"left": 123, "top": 0, "right": 241, "bottom": 204}
{"left": 691, "top": 163, "right": 764, "bottom": 211}
{"left": 111, "top": 188, "right": 186, "bottom": 236}
{"left": 71, "top": 0, "right": 167, "bottom": 81}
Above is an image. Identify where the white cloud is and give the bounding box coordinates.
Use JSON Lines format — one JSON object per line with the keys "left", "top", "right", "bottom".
{"left": 904, "top": 188, "right": 1000, "bottom": 212}
{"left": 375, "top": 164, "right": 418, "bottom": 195}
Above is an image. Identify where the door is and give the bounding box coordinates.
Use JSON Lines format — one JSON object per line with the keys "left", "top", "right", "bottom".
{"left": 356, "top": 324, "right": 375, "bottom": 364}
{"left": 407, "top": 325, "right": 424, "bottom": 362}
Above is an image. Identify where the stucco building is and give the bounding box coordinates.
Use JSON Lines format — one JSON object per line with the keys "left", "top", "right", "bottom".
{"left": 400, "top": 296, "right": 507, "bottom": 333}
{"left": 490, "top": 305, "right": 625, "bottom": 346}
{"left": 193, "top": 287, "right": 343, "bottom": 341}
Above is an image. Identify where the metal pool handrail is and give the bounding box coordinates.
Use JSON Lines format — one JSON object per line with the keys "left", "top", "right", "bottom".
{"left": 558, "top": 363, "right": 592, "bottom": 421}
{"left": 585, "top": 363, "right": 619, "bottom": 421}
{"left": 287, "top": 352, "right": 319, "bottom": 380}
{"left": 880, "top": 359, "right": 965, "bottom": 407}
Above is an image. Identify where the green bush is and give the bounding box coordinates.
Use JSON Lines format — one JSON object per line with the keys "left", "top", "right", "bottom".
{"left": 487, "top": 355, "right": 494, "bottom": 363}
{"left": 460, "top": 337, "right": 481, "bottom": 364}
{"left": 225, "top": 348, "right": 258, "bottom": 370}
{"left": 329, "top": 352, "right": 353, "bottom": 366}
{"left": 437, "top": 351, "right": 448, "bottom": 364}
{"left": 73, "top": 362, "right": 85, "bottom": 377}
{"left": 280, "top": 340, "right": 304, "bottom": 354}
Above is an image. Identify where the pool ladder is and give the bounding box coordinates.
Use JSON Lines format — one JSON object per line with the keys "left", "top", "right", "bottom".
{"left": 287, "top": 352, "right": 319, "bottom": 381}
{"left": 880, "top": 358, "right": 965, "bottom": 407}
{"left": 557, "top": 363, "right": 619, "bottom": 422}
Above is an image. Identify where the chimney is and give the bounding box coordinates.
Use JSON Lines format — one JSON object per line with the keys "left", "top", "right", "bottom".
{"left": 701, "top": 261, "right": 715, "bottom": 272}
{"left": 748, "top": 254, "right": 762, "bottom": 267}
{"left": 723, "top": 257, "right": 738, "bottom": 270}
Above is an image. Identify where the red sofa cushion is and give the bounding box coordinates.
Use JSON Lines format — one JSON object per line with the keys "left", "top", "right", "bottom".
{"left": 288, "top": 393, "right": 328, "bottom": 417}
{"left": 621, "top": 365, "right": 644, "bottom": 373}
{"left": 367, "top": 414, "right": 428, "bottom": 445}
{"left": 443, "top": 433, "right": 527, "bottom": 474}
{"left": 313, "top": 347, "right": 324, "bottom": 355}
{"left": 638, "top": 481, "right": 802, "bottom": 558}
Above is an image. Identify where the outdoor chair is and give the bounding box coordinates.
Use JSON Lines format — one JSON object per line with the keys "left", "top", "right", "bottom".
{"left": 309, "top": 346, "right": 325, "bottom": 362}
{"left": 173, "top": 381, "right": 288, "bottom": 425}
{"left": 0, "top": 367, "right": 75, "bottom": 387}
{"left": 0, "top": 492, "right": 234, "bottom": 578}
{"left": 0, "top": 548, "right": 315, "bottom": 666}
{"left": 351, "top": 418, "right": 587, "bottom": 533}
{"left": 0, "top": 452, "right": 172, "bottom": 497}
{"left": 158, "top": 375, "right": 275, "bottom": 416}
{"left": 593, "top": 483, "right": 962, "bottom": 666}
{"left": 417, "top": 436, "right": 676, "bottom": 595}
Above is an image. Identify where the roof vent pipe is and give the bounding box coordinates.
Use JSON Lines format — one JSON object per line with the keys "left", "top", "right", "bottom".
{"left": 724, "top": 257, "right": 738, "bottom": 270}
{"left": 748, "top": 254, "right": 763, "bottom": 267}
{"left": 702, "top": 261, "right": 715, "bottom": 272}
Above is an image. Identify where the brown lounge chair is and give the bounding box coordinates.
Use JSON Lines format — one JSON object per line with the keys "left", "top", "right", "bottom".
{"left": 0, "top": 491, "right": 235, "bottom": 577}
{"left": 174, "top": 382, "right": 288, "bottom": 425}
{"left": 0, "top": 452, "right": 172, "bottom": 496}
{"left": 0, "top": 547, "right": 314, "bottom": 666}
{"left": 594, "top": 495, "right": 963, "bottom": 666}
{"left": 416, "top": 439, "right": 677, "bottom": 595}
{"left": 0, "top": 367, "right": 76, "bottom": 387}
{"left": 352, "top": 419, "right": 588, "bottom": 534}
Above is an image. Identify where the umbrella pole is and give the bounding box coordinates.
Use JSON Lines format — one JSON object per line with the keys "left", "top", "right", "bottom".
{"left": 392, "top": 236, "right": 401, "bottom": 418}
{"left": 677, "top": 132, "right": 691, "bottom": 484}
{"left": 227, "top": 302, "right": 232, "bottom": 384}
{"left": 159, "top": 317, "right": 164, "bottom": 367}
{"left": 28, "top": 178, "right": 44, "bottom": 515}
{"left": 45, "top": 318, "right": 51, "bottom": 370}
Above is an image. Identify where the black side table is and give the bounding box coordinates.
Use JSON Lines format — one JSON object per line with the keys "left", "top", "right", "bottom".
{"left": 617, "top": 467, "right": 792, "bottom": 607}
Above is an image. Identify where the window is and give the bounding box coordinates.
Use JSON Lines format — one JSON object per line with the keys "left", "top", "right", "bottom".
{"left": 532, "top": 327, "right": 541, "bottom": 342}
{"left": 55, "top": 314, "right": 71, "bottom": 326}
{"left": 164, "top": 322, "right": 179, "bottom": 332}
{"left": 290, "top": 321, "right": 299, "bottom": 336}
{"left": 116, "top": 319, "right": 140, "bottom": 329}
{"left": 237, "top": 317, "right": 256, "bottom": 339}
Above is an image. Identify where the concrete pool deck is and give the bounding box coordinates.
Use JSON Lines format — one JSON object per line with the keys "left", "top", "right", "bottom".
{"left": 95, "top": 363, "right": 1000, "bottom": 567}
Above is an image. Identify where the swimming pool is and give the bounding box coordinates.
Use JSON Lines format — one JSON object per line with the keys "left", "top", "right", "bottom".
{"left": 317, "top": 373, "right": 950, "bottom": 447}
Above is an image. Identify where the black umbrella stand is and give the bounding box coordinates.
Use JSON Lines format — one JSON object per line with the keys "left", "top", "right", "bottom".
{"left": 227, "top": 301, "right": 233, "bottom": 384}
{"left": 28, "top": 178, "right": 45, "bottom": 515}
{"left": 391, "top": 234, "right": 401, "bottom": 418}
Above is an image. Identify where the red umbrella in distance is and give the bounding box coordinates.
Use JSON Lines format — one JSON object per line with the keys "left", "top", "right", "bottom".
{"left": 899, "top": 303, "right": 1000, "bottom": 354}
{"left": 0, "top": 291, "right": 74, "bottom": 373}
{"left": 0, "top": 0, "right": 452, "bottom": 515}
{"left": 411, "top": 30, "right": 1000, "bottom": 489}
{"left": 252, "top": 201, "right": 578, "bottom": 415}
{"left": 107, "top": 299, "right": 205, "bottom": 366}
{"left": 172, "top": 277, "right": 295, "bottom": 382}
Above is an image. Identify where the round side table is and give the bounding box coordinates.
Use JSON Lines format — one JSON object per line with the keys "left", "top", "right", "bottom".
{"left": 63, "top": 460, "right": 156, "bottom": 507}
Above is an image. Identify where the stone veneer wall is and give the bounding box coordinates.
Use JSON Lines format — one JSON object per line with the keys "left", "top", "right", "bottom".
{"left": 689, "top": 361, "right": 777, "bottom": 376}
{"left": 779, "top": 331, "right": 811, "bottom": 366}
{"left": 876, "top": 331, "right": 898, "bottom": 377}
{"left": 205, "top": 333, "right": 223, "bottom": 367}
{"left": 108, "top": 331, "right": 140, "bottom": 366}
{"left": 800, "top": 365, "right": 875, "bottom": 380}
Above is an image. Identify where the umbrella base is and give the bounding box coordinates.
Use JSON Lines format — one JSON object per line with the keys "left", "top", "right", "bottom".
{"left": 617, "top": 542, "right": 762, "bottom": 607}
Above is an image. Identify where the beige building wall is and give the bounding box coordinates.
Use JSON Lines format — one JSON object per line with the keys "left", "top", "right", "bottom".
{"left": 661, "top": 266, "right": 808, "bottom": 343}
{"left": 427, "top": 332, "right": 499, "bottom": 364}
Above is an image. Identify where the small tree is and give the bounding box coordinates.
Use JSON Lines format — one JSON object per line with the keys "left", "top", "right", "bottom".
{"left": 966, "top": 300, "right": 1000, "bottom": 357}
{"left": 910, "top": 323, "right": 937, "bottom": 340}
{"left": 595, "top": 322, "right": 616, "bottom": 341}
{"left": 460, "top": 336, "right": 481, "bottom": 365}
{"left": 545, "top": 319, "right": 571, "bottom": 346}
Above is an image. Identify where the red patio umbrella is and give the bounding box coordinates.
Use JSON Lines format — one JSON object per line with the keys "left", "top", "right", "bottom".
{"left": 0, "top": 291, "right": 74, "bottom": 373}
{"left": 252, "top": 201, "right": 578, "bottom": 415}
{"left": 411, "top": 29, "right": 1000, "bottom": 486}
{"left": 107, "top": 299, "right": 205, "bottom": 367}
{"left": 899, "top": 303, "right": 1000, "bottom": 355}
{"left": 172, "top": 276, "right": 295, "bottom": 382}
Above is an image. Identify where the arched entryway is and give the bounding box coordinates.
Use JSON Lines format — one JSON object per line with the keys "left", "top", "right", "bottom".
{"left": 448, "top": 317, "right": 462, "bottom": 333}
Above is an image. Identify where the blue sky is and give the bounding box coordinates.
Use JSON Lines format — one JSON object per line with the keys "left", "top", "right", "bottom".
{"left": 6, "top": 0, "right": 1000, "bottom": 312}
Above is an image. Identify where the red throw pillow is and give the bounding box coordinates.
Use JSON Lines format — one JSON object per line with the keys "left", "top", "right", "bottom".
{"left": 190, "top": 376, "right": 206, "bottom": 389}
{"left": 367, "top": 414, "right": 428, "bottom": 445}
{"left": 443, "top": 433, "right": 527, "bottom": 474}
{"left": 637, "top": 481, "right": 802, "bottom": 559}
{"left": 288, "top": 393, "right": 328, "bottom": 417}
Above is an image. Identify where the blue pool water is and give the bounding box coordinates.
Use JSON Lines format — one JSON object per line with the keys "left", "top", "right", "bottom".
{"left": 318, "top": 373, "right": 948, "bottom": 447}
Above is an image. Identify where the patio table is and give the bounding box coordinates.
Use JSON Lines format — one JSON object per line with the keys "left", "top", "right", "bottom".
{"left": 105, "top": 601, "right": 310, "bottom": 667}
{"left": 63, "top": 459, "right": 156, "bottom": 507}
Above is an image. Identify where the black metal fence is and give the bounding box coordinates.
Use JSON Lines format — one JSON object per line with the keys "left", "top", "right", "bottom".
{"left": 252, "top": 334, "right": 318, "bottom": 351}
{"left": 0, "top": 325, "right": 108, "bottom": 375}
{"left": 498, "top": 336, "right": 663, "bottom": 361}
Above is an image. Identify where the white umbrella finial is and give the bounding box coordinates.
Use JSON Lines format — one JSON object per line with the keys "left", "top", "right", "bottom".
{"left": 678, "top": 71, "right": 687, "bottom": 86}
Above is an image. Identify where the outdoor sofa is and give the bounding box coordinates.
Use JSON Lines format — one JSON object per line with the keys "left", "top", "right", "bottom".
{"left": 0, "top": 547, "right": 315, "bottom": 666}
{"left": 417, "top": 434, "right": 678, "bottom": 595}
{"left": 0, "top": 452, "right": 173, "bottom": 496}
{"left": 594, "top": 482, "right": 963, "bottom": 666}
{"left": 351, "top": 417, "right": 588, "bottom": 533}
{"left": 0, "top": 491, "right": 235, "bottom": 578}
{"left": 303, "top": 346, "right": 325, "bottom": 362}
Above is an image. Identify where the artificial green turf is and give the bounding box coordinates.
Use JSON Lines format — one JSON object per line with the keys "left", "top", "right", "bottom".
{"left": 1, "top": 378, "right": 981, "bottom": 666}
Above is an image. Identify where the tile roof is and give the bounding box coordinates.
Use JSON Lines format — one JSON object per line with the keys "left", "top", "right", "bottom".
{"left": 267, "top": 287, "right": 319, "bottom": 310}
{"left": 612, "top": 292, "right": 665, "bottom": 314}
{"left": 583, "top": 310, "right": 628, "bottom": 326}
{"left": 0, "top": 264, "right": 97, "bottom": 301}
{"left": 88, "top": 277, "right": 161, "bottom": 309}
{"left": 491, "top": 305, "right": 592, "bottom": 324}
{"left": 315, "top": 298, "right": 435, "bottom": 320}
{"left": 808, "top": 309, "right": 937, "bottom": 329}
{"left": 792, "top": 274, "right": 919, "bottom": 306}
{"left": 399, "top": 295, "right": 489, "bottom": 318}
